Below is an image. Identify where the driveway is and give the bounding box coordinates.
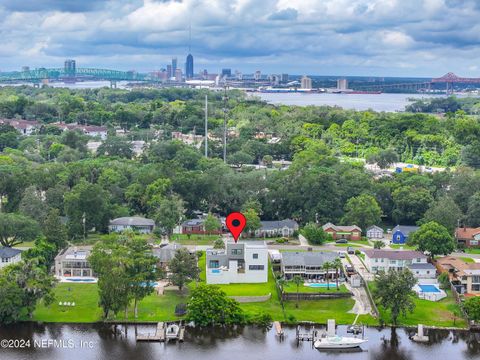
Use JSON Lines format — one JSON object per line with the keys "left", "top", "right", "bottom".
{"left": 349, "top": 254, "right": 375, "bottom": 282}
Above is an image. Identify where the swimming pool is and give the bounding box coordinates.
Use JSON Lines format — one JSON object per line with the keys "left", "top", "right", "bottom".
{"left": 419, "top": 284, "right": 440, "bottom": 293}
{"left": 305, "top": 283, "right": 337, "bottom": 288}
{"left": 211, "top": 269, "right": 221, "bottom": 274}
{"left": 65, "top": 278, "right": 95, "bottom": 283}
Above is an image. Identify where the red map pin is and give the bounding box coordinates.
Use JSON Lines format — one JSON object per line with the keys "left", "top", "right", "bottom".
{"left": 226, "top": 212, "right": 246, "bottom": 242}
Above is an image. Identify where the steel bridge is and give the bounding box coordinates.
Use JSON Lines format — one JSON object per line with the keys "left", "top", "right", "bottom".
{"left": 0, "top": 67, "right": 154, "bottom": 87}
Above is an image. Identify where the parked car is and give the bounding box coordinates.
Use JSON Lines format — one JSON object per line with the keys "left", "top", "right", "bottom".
{"left": 338, "top": 251, "right": 346, "bottom": 258}
{"left": 345, "top": 265, "right": 356, "bottom": 276}
{"left": 336, "top": 239, "right": 348, "bottom": 244}
{"left": 347, "top": 247, "right": 355, "bottom": 254}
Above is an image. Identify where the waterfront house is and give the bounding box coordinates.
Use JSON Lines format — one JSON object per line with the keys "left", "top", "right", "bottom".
{"left": 108, "top": 216, "right": 155, "bottom": 234}
{"left": 322, "top": 223, "right": 362, "bottom": 241}
{"left": 254, "top": 219, "right": 299, "bottom": 237}
{"left": 366, "top": 225, "right": 384, "bottom": 239}
{"left": 363, "top": 249, "right": 435, "bottom": 278}
{"left": 153, "top": 243, "right": 184, "bottom": 269}
{"left": 391, "top": 225, "right": 419, "bottom": 244}
{"left": 55, "top": 246, "right": 94, "bottom": 278}
{"left": 281, "top": 251, "right": 340, "bottom": 280}
{"left": 206, "top": 241, "right": 268, "bottom": 284}
{"left": 455, "top": 226, "right": 480, "bottom": 248}
{"left": 436, "top": 256, "right": 480, "bottom": 296}
{"left": 0, "top": 247, "right": 22, "bottom": 269}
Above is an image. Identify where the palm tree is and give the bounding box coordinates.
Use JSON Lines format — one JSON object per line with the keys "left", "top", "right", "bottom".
{"left": 322, "top": 261, "right": 332, "bottom": 290}
{"left": 292, "top": 275, "right": 303, "bottom": 308}
{"left": 332, "top": 258, "right": 343, "bottom": 291}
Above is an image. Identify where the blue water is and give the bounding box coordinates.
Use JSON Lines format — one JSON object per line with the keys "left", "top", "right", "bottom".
{"left": 65, "top": 278, "right": 95, "bottom": 282}
{"left": 306, "top": 283, "right": 337, "bottom": 288}
{"left": 419, "top": 284, "right": 440, "bottom": 293}
{"left": 212, "top": 269, "right": 221, "bottom": 274}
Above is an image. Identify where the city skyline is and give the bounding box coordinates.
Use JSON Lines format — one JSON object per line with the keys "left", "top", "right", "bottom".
{"left": 1, "top": 1, "right": 480, "bottom": 77}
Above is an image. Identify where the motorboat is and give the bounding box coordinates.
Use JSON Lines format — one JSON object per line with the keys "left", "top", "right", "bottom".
{"left": 314, "top": 335, "right": 367, "bottom": 349}
{"left": 165, "top": 323, "right": 180, "bottom": 340}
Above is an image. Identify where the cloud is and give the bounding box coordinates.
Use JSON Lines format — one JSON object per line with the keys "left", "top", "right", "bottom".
{"left": 268, "top": 8, "right": 298, "bottom": 21}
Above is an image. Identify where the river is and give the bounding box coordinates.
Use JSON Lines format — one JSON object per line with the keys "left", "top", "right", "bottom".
{"left": 0, "top": 323, "right": 479, "bottom": 360}
{"left": 256, "top": 92, "right": 444, "bottom": 112}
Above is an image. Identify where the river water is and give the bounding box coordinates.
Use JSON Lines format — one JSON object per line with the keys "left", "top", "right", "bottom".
{"left": 0, "top": 323, "right": 479, "bottom": 360}
{"left": 256, "top": 92, "right": 443, "bottom": 112}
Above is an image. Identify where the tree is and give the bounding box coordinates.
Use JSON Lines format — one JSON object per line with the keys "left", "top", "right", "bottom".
{"left": 408, "top": 221, "right": 455, "bottom": 258}
{"left": 464, "top": 296, "right": 480, "bottom": 322}
{"left": 204, "top": 213, "right": 221, "bottom": 235}
{"left": 97, "top": 137, "right": 133, "bottom": 159}
{"left": 168, "top": 248, "right": 199, "bottom": 292}
{"left": 187, "top": 285, "right": 244, "bottom": 326}
{"left": 301, "top": 222, "right": 328, "bottom": 245}
{"left": 243, "top": 208, "right": 261, "bottom": 235}
{"left": 292, "top": 275, "right": 303, "bottom": 308}
{"left": 322, "top": 261, "right": 332, "bottom": 290}
{"left": 19, "top": 186, "right": 48, "bottom": 225}
{"left": 43, "top": 208, "right": 68, "bottom": 249}
{"left": 227, "top": 151, "right": 254, "bottom": 168}
{"left": 342, "top": 194, "right": 382, "bottom": 232}
{"left": 392, "top": 186, "right": 433, "bottom": 224}
{"left": 438, "top": 272, "right": 450, "bottom": 290}
{"left": 332, "top": 258, "right": 343, "bottom": 290}
{"left": 0, "top": 275, "right": 24, "bottom": 324}
{"left": 367, "top": 148, "right": 399, "bottom": 169}
{"left": 213, "top": 238, "right": 225, "bottom": 249}
{"left": 461, "top": 141, "right": 480, "bottom": 169}
{"left": 262, "top": 155, "right": 273, "bottom": 168}
{"left": 421, "top": 196, "right": 463, "bottom": 233}
{"left": 0, "top": 213, "right": 41, "bottom": 247}
{"left": 373, "top": 269, "right": 417, "bottom": 325}
{"left": 373, "top": 240, "right": 385, "bottom": 249}
{"left": 466, "top": 192, "right": 480, "bottom": 227}
{"left": 152, "top": 195, "right": 185, "bottom": 237}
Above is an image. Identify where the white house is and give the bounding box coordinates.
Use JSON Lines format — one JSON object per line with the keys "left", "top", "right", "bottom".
{"left": 366, "top": 225, "right": 384, "bottom": 239}
{"left": 363, "top": 249, "right": 435, "bottom": 279}
{"left": 254, "top": 219, "right": 299, "bottom": 237}
{"left": 0, "top": 247, "right": 22, "bottom": 268}
{"left": 109, "top": 216, "right": 155, "bottom": 234}
{"left": 206, "top": 241, "right": 268, "bottom": 284}
{"left": 54, "top": 246, "right": 94, "bottom": 278}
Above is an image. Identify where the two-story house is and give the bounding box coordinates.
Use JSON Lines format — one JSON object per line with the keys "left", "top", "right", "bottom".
{"left": 54, "top": 246, "right": 95, "bottom": 278}
{"left": 455, "top": 226, "right": 480, "bottom": 248}
{"left": 363, "top": 249, "right": 435, "bottom": 278}
{"left": 0, "top": 247, "right": 22, "bottom": 269}
{"left": 206, "top": 241, "right": 268, "bottom": 284}
{"left": 281, "top": 251, "right": 340, "bottom": 280}
{"left": 436, "top": 256, "right": 480, "bottom": 295}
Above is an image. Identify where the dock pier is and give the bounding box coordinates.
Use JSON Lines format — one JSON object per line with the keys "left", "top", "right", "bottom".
{"left": 136, "top": 322, "right": 186, "bottom": 342}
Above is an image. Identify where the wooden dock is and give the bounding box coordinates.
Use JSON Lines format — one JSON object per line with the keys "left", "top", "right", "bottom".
{"left": 136, "top": 322, "right": 165, "bottom": 342}
{"left": 274, "top": 321, "right": 284, "bottom": 338}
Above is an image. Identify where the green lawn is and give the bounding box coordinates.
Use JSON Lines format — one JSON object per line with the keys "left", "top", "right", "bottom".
{"left": 283, "top": 282, "right": 349, "bottom": 294}
{"left": 368, "top": 283, "right": 467, "bottom": 328}
{"left": 460, "top": 257, "right": 475, "bottom": 263}
{"left": 390, "top": 244, "right": 417, "bottom": 250}
{"left": 170, "top": 234, "right": 220, "bottom": 245}
{"left": 333, "top": 243, "right": 363, "bottom": 248}
{"left": 14, "top": 241, "right": 36, "bottom": 248}
{"left": 464, "top": 248, "right": 480, "bottom": 254}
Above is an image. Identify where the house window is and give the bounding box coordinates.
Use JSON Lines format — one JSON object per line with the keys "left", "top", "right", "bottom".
{"left": 249, "top": 265, "right": 264, "bottom": 270}
{"left": 426, "top": 271, "right": 430, "bottom": 274}
{"left": 471, "top": 240, "right": 479, "bottom": 246}
{"left": 472, "top": 284, "right": 480, "bottom": 292}
{"left": 253, "top": 253, "right": 258, "bottom": 259}
{"left": 396, "top": 235, "right": 401, "bottom": 241}
{"left": 231, "top": 249, "right": 243, "bottom": 255}
{"left": 416, "top": 258, "right": 421, "bottom": 262}
{"left": 209, "top": 260, "right": 219, "bottom": 269}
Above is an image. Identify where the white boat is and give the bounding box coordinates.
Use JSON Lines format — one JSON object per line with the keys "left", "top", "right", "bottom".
{"left": 165, "top": 323, "right": 180, "bottom": 340}
{"left": 314, "top": 335, "right": 368, "bottom": 349}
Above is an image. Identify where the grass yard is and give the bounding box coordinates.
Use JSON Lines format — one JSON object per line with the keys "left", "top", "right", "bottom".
{"left": 460, "top": 257, "right": 475, "bottom": 263}
{"left": 283, "top": 282, "right": 350, "bottom": 294}
{"left": 170, "top": 234, "right": 220, "bottom": 245}
{"left": 464, "top": 248, "right": 480, "bottom": 255}
{"left": 333, "top": 243, "right": 363, "bottom": 248}
{"left": 389, "top": 244, "right": 417, "bottom": 250}
{"left": 368, "top": 283, "right": 467, "bottom": 328}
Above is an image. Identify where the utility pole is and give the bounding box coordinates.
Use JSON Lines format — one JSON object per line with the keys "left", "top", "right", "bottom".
{"left": 223, "top": 84, "right": 229, "bottom": 163}
{"left": 204, "top": 94, "right": 208, "bottom": 157}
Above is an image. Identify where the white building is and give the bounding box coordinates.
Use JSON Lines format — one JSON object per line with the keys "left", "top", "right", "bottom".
{"left": 54, "top": 246, "right": 94, "bottom": 278}
{"left": 300, "top": 76, "right": 312, "bottom": 90}
{"left": 206, "top": 241, "right": 268, "bottom": 284}
{"left": 363, "top": 249, "right": 435, "bottom": 279}
{"left": 0, "top": 247, "right": 22, "bottom": 268}
{"left": 108, "top": 216, "right": 155, "bottom": 234}
{"left": 366, "top": 225, "right": 384, "bottom": 239}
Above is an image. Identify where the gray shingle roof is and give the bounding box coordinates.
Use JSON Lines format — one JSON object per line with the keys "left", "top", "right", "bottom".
{"left": 363, "top": 249, "right": 426, "bottom": 260}
{"left": 392, "top": 225, "right": 419, "bottom": 235}
{"left": 0, "top": 247, "right": 22, "bottom": 259}
{"left": 153, "top": 243, "right": 183, "bottom": 263}
{"left": 408, "top": 263, "right": 435, "bottom": 270}
{"left": 182, "top": 219, "right": 204, "bottom": 227}
{"left": 109, "top": 216, "right": 155, "bottom": 226}
{"left": 260, "top": 219, "right": 299, "bottom": 231}
{"left": 282, "top": 251, "right": 338, "bottom": 267}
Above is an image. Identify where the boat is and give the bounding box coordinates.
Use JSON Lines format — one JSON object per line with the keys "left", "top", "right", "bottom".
{"left": 346, "top": 324, "right": 363, "bottom": 335}
{"left": 165, "top": 323, "right": 180, "bottom": 340}
{"left": 314, "top": 335, "right": 367, "bottom": 349}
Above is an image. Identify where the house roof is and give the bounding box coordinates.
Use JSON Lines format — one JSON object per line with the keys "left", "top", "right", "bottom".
{"left": 367, "top": 225, "right": 383, "bottom": 232}
{"left": 109, "top": 216, "right": 155, "bottom": 226}
{"left": 260, "top": 219, "right": 299, "bottom": 231}
{"left": 392, "top": 225, "right": 419, "bottom": 235}
{"left": 322, "top": 223, "right": 362, "bottom": 232}
{"left": 282, "top": 251, "right": 338, "bottom": 267}
{"left": 153, "top": 243, "right": 183, "bottom": 263}
{"left": 182, "top": 218, "right": 204, "bottom": 227}
{"left": 408, "top": 263, "right": 435, "bottom": 270}
{"left": 363, "top": 249, "right": 426, "bottom": 260}
{"left": 436, "top": 256, "right": 480, "bottom": 277}
{"left": 0, "top": 247, "right": 22, "bottom": 259}
{"left": 455, "top": 227, "right": 480, "bottom": 240}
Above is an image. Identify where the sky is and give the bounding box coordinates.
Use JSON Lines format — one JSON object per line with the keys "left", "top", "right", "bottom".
{"left": 1, "top": 0, "right": 480, "bottom": 77}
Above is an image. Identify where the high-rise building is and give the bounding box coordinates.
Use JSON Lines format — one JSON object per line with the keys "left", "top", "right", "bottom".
{"left": 22, "top": 66, "right": 30, "bottom": 72}
{"left": 64, "top": 59, "right": 76, "bottom": 76}
{"left": 281, "top": 73, "right": 289, "bottom": 83}
{"left": 337, "top": 78, "right": 348, "bottom": 90}
{"left": 185, "top": 54, "right": 194, "bottom": 79}
{"left": 254, "top": 70, "right": 261, "bottom": 81}
{"left": 172, "top": 57, "right": 177, "bottom": 73}
{"left": 301, "top": 76, "right": 312, "bottom": 89}
{"left": 175, "top": 68, "right": 183, "bottom": 82}
{"left": 221, "top": 68, "right": 232, "bottom": 77}
{"left": 167, "top": 64, "right": 172, "bottom": 79}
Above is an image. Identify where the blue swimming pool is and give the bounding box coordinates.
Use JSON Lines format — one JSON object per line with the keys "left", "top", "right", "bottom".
{"left": 306, "top": 283, "right": 337, "bottom": 288}
{"left": 211, "top": 269, "right": 221, "bottom": 274}
{"left": 419, "top": 284, "right": 440, "bottom": 293}
{"left": 65, "top": 278, "right": 95, "bottom": 283}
